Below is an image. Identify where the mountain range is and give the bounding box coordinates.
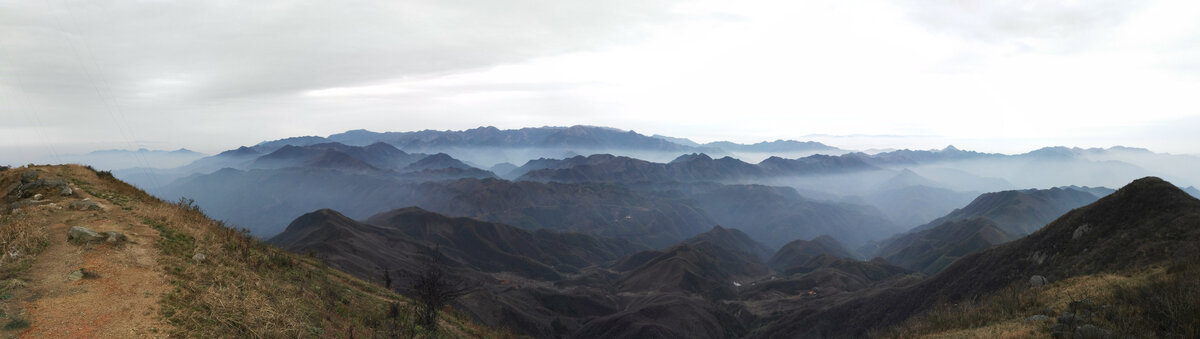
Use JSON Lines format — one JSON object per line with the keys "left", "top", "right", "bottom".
{"left": 754, "top": 176, "right": 1200, "bottom": 337}
{"left": 10, "top": 122, "right": 1200, "bottom": 338}
{"left": 269, "top": 205, "right": 919, "bottom": 338}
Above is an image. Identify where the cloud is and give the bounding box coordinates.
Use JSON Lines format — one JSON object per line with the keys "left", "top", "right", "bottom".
{"left": 1, "top": 0, "right": 1197, "bottom": 161}
{"left": 895, "top": 0, "right": 1150, "bottom": 52}
{"left": 0, "top": 0, "right": 674, "bottom": 102}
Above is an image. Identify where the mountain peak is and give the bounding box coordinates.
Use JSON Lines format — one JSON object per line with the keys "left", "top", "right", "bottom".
{"left": 216, "top": 146, "right": 260, "bottom": 157}
{"left": 1096, "top": 176, "right": 1197, "bottom": 212}
{"left": 670, "top": 153, "right": 713, "bottom": 163}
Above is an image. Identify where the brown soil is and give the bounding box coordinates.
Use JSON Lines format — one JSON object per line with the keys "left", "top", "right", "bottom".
{"left": 3, "top": 167, "right": 172, "bottom": 337}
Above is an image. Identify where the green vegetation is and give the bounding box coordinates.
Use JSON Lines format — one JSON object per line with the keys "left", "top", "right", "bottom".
{"left": 4, "top": 317, "right": 30, "bottom": 330}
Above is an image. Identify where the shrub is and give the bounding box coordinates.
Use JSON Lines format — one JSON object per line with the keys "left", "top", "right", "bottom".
{"left": 4, "top": 317, "right": 29, "bottom": 330}
{"left": 1110, "top": 264, "right": 1200, "bottom": 337}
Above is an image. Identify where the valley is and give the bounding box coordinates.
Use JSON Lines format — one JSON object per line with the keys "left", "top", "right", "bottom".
{"left": 14, "top": 125, "right": 1191, "bottom": 338}
{"left": 2, "top": 126, "right": 1200, "bottom": 336}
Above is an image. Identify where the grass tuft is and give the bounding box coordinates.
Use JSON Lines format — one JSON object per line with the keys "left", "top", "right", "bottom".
{"left": 3, "top": 317, "right": 30, "bottom": 330}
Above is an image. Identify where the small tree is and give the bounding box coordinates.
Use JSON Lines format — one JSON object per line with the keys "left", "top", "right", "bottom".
{"left": 408, "top": 247, "right": 471, "bottom": 334}
{"left": 382, "top": 266, "right": 393, "bottom": 289}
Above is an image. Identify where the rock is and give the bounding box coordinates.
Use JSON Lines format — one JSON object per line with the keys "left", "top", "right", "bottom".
{"left": 192, "top": 253, "right": 206, "bottom": 263}
{"left": 32, "top": 193, "right": 43, "bottom": 200}
{"left": 1025, "top": 314, "right": 1050, "bottom": 322}
{"left": 20, "top": 170, "right": 39, "bottom": 183}
{"left": 1074, "top": 324, "right": 1114, "bottom": 339}
{"left": 1073, "top": 224, "right": 1090, "bottom": 240}
{"left": 1030, "top": 275, "right": 1049, "bottom": 287}
{"left": 70, "top": 200, "right": 100, "bottom": 211}
{"left": 105, "top": 231, "right": 128, "bottom": 243}
{"left": 60, "top": 186, "right": 73, "bottom": 196}
{"left": 68, "top": 226, "right": 106, "bottom": 243}
{"left": 1057, "top": 312, "right": 1079, "bottom": 327}
{"left": 67, "top": 269, "right": 84, "bottom": 281}
{"left": 9, "top": 200, "right": 38, "bottom": 210}
{"left": 1050, "top": 323, "right": 1070, "bottom": 338}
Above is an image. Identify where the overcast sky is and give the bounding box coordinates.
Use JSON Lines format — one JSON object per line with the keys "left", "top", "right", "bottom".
{"left": 3, "top": 0, "right": 1199, "bottom": 162}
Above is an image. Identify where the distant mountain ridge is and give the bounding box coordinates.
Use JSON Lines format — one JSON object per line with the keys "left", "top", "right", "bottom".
{"left": 62, "top": 148, "right": 208, "bottom": 170}
{"left": 325, "top": 125, "right": 702, "bottom": 152}
{"left": 515, "top": 153, "right": 879, "bottom": 184}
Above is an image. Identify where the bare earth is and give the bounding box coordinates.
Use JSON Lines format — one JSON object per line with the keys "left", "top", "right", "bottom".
{"left": 9, "top": 169, "right": 171, "bottom": 337}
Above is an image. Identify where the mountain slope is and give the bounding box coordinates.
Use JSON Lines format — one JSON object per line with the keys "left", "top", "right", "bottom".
{"left": 688, "top": 184, "right": 900, "bottom": 248}
{"left": 682, "top": 225, "right": 774, "bottom": 262}
{"left": 768, "top": 235, "right": 858, "bottom": 274}
{"left": 364, "top": 207, "right": 645, "bottom": 278}
{"left": 273, "top": 207, "right": 644, "bottom": 282}
{"left": 160, "top": 171, "right": 714, "bottom": 247}
{"left": 0, "top": 165, "right": 500, "bottom": 338}
{"left": 910, "top": 187, "right": 1101, "bottom": 236}
{"left": 756, "top": 177, "right": 1200, "bottom": 338}
{"left": 617, "top": 241, "right": 769, "bottom": 300}
{"left": 877, "top": 217, "right": 1015, "bottom": 274}
{"left": 1185, "top": 186, "right": 1200, "bottom": 198}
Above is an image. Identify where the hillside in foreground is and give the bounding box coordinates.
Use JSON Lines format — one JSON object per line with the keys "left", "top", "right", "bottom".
{"left": 0, "top": 165, "right": 505, "bottom": 338}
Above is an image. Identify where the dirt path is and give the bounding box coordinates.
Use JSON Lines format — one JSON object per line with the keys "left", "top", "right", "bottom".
{"left": 14, "top": 179, "right": 171, "bottom": 337}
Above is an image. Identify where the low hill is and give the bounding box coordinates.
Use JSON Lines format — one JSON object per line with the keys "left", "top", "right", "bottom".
{"left": 688, "top": 184, "right": 900, "bottom": 249}
{"left": 0, "top": 165, "right": 501, "bottom": 338}
{"left": 271, "top": 207, "right": 657, "bottom": 337}
{"left": 768, "top": 235, "right": 858, "bottom": 273}
{"left": 618, "top": 241, "right": 769, "bottom": 300}
{"left": 877, "top": 217, "right": 1015, "bottom": 274}
{"left": 683, "top": 225, "right": 774, "bottom": 262}
{"left": 274, "top": 207, "right": 645, "bottom": 281}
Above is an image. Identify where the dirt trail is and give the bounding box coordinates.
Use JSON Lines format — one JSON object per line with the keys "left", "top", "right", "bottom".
{"left": 10, "top": 169, "right": 172, "bottom": 337}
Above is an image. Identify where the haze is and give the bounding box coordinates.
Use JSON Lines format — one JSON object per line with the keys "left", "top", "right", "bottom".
{"left": 3, "top": 0, "right": 1200, "bottom": 164}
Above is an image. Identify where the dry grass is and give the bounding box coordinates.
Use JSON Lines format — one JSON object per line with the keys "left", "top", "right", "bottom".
{"left": 0, "top": 164, "right": 509, "bottom": 338}
{"left": 0, "top": 213, "right": 51, "bottom": 276}
{"left": 141, "top": 195, "right": 432, "bottom": 337}
{"left": 1107, "top": 263, "right": 1200, "bottom": 338}
{"left": 127, "top": 179, "right": 508, "bottom": 337}
{"left": 0, "top": 166, "right": 56, "bottom": 331}
{"left": 875, "top": 263, "right": 1200, "bottom": 339}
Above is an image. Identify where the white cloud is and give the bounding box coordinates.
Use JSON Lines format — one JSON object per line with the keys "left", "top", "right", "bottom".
{"left": 1, "top": 0, "right": 1198, "bottom": 162}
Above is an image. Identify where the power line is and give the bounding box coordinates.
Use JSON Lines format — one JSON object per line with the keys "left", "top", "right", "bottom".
{"left": 46, "top": 0, "right": 162, "bottom": 189}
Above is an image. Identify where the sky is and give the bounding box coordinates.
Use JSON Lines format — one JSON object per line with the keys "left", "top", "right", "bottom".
{"left": 2, "top": 0, "right": 1199, "bottom": 163}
